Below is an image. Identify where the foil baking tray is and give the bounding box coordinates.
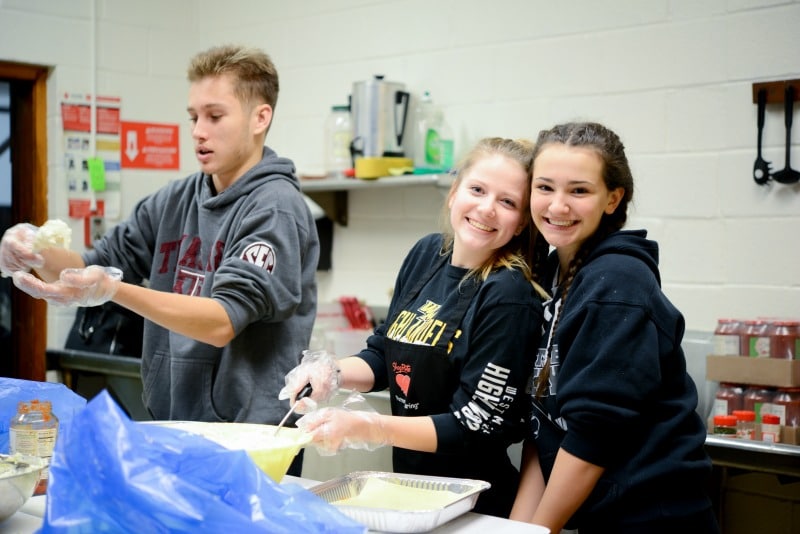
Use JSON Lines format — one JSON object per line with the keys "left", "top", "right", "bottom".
{"left": 309, "top": 471, "right": 490, "bottom": 533}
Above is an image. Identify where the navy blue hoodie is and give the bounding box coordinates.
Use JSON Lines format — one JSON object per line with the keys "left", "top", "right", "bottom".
{"left": 529, "top": 229, "right": 712, "bottom": 529}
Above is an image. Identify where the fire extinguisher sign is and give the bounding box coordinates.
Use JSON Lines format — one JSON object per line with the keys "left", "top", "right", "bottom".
{"left": 120, "top": 121, "right": 180, "bottom": 169}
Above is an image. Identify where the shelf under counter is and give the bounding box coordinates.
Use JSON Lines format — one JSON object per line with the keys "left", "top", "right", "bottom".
{"left": 300, "top": 173, "right": 453, "bottom": 225}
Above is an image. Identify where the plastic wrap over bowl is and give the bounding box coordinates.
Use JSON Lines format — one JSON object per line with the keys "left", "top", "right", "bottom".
{"left": 0, "top": 454, "right": 46, "bottom": 521}
{"left": 146, "top": 421, "right": 311, "bottom": 482}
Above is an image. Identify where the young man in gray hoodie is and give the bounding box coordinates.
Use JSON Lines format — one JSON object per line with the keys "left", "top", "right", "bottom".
{"left": 1, "top": 45, "right": 320, "bottom": 452}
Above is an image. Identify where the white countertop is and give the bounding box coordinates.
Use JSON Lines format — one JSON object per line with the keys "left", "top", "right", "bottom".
{"left": 1, "top": 476, "right": 545, "bottom": 534}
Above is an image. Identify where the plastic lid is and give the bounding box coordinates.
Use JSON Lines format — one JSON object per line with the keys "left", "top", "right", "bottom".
{"left": 713, "top": 415, "right": 737, "bottom": 426}
{"left": 761, "top": 413, "right": 780, "bottom": 424}
{"left": 772, "top": 319, "right": 800, "bottom": 326}
{"left": 732, "top": 410, "right": 756, "bottom": 422}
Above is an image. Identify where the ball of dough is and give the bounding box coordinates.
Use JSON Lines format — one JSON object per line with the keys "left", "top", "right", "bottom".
{"left": 32, "top": 219, "right": 72, "bottom": 252}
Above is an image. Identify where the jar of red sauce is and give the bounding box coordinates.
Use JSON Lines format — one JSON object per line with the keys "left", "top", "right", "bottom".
{"left": 743, "top": 386, "right": 774, "bottom": 421}
{"left": 740, "top": 319, "right": 770, "bottom": 357}
{"left": 769, "top": 320, "right": 800, "bottom": 359}
{"left": 772, "top": 387, "right": 800, "bottom": 427}
{"left": 713, "top": 318, "right": 742, "bottom": 356}
{"left": 713, "top": 383, "right": 744, "bottom": 415}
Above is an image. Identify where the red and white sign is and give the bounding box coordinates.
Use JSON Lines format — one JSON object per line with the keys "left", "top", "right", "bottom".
{"left": 120, "top": 121, "right": 180, "bottom": 170}
{"left": 61, "top": 94, "right": 121, "bottom": 134}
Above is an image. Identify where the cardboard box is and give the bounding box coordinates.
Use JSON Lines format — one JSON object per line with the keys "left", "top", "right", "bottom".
{"left": 754, "top": 423, "right": 800, "bottom": 445}
{"left": 720, "top": 472, "right": 800, "bottom": 534}
{"left": 706, "top": 355, "right": 800, "bottom": 388}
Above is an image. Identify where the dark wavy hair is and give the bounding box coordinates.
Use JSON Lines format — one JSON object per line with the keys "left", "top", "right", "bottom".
{"left": 528, "top": 122, "right": 634, "bottom": 397}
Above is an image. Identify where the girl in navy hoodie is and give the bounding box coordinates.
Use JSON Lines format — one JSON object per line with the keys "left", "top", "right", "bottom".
{"left": 510, "top": 122, "right": 719, "bottom": 533}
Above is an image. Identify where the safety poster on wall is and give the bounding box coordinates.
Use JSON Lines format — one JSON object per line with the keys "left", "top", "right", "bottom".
{"left": 60, "top": 92, "right": 122, "bottom": 220}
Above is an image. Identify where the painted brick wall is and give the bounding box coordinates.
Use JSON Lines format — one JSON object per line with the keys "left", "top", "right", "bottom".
{"left": 0, "top": 0, "right": 798, "bottom": 347}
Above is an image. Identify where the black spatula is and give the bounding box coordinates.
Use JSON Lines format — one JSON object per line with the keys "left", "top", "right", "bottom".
{"left": 772, "top": 85, "right": 800, "bottom": 185}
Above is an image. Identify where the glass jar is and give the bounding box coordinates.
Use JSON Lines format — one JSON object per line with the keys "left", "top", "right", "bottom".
{"left": 772, "top": 387, "right": 800, "bottom": 427}
{"left": 743, "top": 386, "right": 774, "bottom": 421}
{"left": 769, "top": 320, "right": 800, "bottom": 360}
{"left": 713, "top": 383, "right": 744, "bottom": 416}
{"left": 760, "top": 413, "right": 781, "bottom": 443}
{"left": 9, "top": 399, "right": 59, "bottom": 495}
{"left": 740, "top": 319, "right": 770, "bottom": 357}
{"left": 712, "top": 414, "right": 738, "bottom": 436}
{"left": 713, "top": 318, "right": 742, "bottom": 356}
{"left": 733, "top": 410, "right": 756, "bottom": 439}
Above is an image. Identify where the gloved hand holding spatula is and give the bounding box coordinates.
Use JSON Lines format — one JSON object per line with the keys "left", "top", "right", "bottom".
{"left": 278, "top": 350, "right": 342, "bottom": 414}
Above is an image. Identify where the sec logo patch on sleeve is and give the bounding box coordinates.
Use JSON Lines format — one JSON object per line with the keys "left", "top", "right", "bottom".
{"left": 241, "top": 242, "right": 276, "bottom": 273}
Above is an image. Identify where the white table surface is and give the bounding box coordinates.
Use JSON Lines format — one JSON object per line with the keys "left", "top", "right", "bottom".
{"left": 0, "top": 476, "right": 546, "bottom": 534}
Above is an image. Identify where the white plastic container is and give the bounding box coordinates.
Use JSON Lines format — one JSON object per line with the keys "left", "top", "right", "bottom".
{"left": 413, "top": 91, "right": 435, "bottom": 168}
{"left": 324, "top": 105, "right": 353, "bottom": 178}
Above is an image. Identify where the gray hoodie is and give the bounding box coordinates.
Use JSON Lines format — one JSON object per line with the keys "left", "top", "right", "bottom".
{"left": 84, "top": 147, "right": 319, "bottom": 424}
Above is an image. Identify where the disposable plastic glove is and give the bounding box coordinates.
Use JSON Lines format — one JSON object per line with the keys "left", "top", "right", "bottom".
{"left": 278, "top": 349, "right": 341, "bottom": 414}
{"left": 0, "top": 223, "right": 44, "bottom": 277}
{"left": 12, "top": 265, "right": 122, "bottom": 307}
{"left": 296, "top": 392, "right": 389, "bottom": 456}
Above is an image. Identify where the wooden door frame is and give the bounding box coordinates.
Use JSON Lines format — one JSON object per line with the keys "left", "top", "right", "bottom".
{"left": 1, "top": 61, "right": 49, "bottom": 380}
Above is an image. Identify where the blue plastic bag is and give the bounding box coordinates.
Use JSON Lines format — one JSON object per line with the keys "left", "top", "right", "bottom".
{"left": 40, "top": 390, "right": 365, "bottom": 533}
{"left": 0, "top": 378, "right": 87, "bottom": 453}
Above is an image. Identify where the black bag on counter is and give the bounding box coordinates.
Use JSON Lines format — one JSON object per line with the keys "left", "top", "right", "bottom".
{"left": 64, "top": 301, "right": 144, "bottom": 357}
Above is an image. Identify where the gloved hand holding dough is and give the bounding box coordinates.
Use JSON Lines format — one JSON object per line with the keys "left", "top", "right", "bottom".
{"left": 0, "top": 219, "right": 71, "bottom": 277}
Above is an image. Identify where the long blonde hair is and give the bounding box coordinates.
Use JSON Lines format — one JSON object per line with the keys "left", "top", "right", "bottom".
{"left": 439, "top": 137, "right": 536, "bottom": 282}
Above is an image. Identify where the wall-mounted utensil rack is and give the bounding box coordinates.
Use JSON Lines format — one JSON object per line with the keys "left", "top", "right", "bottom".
{"left": 751, "top": 79, "right": 800, "bottom": 186}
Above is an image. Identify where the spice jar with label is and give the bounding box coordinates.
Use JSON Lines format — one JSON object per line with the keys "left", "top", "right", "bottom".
{"left": 713, "top": 383, "right": 744, "bottom": 415}
{"left": 772, "top": 387, "right": 800, "bottom": 427}
{"left": 712, "top": 414, "right": 738, "bottom": 436}
{"left": 733, "top": 410, "right": 756, "bottom": 439}
{"left": 743, "top": 386, "right": 774, "bottom": 421}
{"left": 760, "top": 413, "right": 781, "bottom": 443}
{"left": 713, "top": 318, "right": 742, "bottom": 356}
{"left": 740, "top": 319, "right": 770, "bottom": 357}
{"left": 9, "top": 399, "right": 59, "bottom": 495}
{"left": 769, "top": 319, "right": 800, "bottom": 360}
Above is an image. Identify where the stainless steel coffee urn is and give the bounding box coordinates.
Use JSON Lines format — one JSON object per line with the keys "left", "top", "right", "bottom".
{"left": 350, "top": 75, "right": 410, "bottom": 159}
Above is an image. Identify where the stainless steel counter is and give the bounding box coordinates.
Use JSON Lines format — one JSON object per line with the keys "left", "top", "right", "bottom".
{"left": 705, "top": 435, "right": 800, "bottom": 477}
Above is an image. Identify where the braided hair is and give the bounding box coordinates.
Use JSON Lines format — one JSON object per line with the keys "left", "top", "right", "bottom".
{"left": 529, "top": 122, "right": 634, "bottom": 398}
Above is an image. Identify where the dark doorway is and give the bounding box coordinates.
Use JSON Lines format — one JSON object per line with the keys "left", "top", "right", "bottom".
{"left": 0, "top": 61, "right": 49, "bottom": 380}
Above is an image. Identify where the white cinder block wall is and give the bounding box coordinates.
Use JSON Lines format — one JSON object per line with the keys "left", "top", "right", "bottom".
{"left": 0, "top": 0, "right": 799, "bottom": 350}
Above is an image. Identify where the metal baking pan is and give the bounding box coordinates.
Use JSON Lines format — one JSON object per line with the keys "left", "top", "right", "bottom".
{"left": 309, "top": 471, "right": 490, "bottom": 533}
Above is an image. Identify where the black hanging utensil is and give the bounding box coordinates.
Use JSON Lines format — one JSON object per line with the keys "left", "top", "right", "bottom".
{"left": 772, "top": 85, "right": 800, "bottom": 185}
{"left": 753, "top": 88, "right": 771, "bottom": 185}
